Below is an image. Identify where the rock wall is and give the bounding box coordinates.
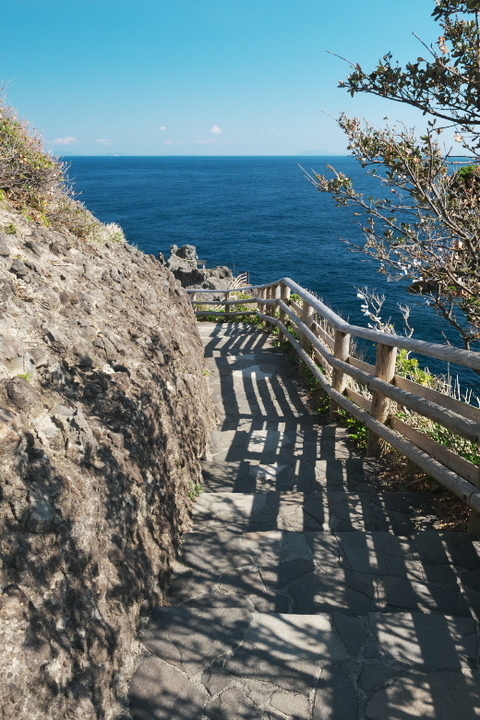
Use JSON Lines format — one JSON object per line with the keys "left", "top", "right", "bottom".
{"left": 0, "top": 205, "right": 214, "bottom": 719}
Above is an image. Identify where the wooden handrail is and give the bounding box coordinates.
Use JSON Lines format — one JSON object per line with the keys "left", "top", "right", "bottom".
{"left": 188, "top": 278, "right": 480, "bottom": 370}
{"left": 188, "top": 276, "right": 480, "bottom": 528}
{"left": 281, "top": 277, "right": 480, "bottom": 371}
{"left": 262, "top": 313, "right": 480, "bottom": 514}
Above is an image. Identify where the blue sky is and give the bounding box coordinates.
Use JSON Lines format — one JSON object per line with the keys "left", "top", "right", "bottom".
{"left": 2, "top": 0, "right": 441, "bottom": 155}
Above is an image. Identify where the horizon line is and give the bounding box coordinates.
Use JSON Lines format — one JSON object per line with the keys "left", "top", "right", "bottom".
{"left": 58, "top": 153, "right": 350, "bottom": 158}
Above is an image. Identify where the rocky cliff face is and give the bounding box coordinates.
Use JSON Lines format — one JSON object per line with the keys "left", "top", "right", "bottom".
{"left": 0, "top": 204, "right": 214, "bottom": 719}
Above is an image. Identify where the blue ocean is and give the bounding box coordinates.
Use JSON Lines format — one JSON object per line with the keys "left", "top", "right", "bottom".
{"left": 65, "top": 156, "right": 479, "bottom": 389}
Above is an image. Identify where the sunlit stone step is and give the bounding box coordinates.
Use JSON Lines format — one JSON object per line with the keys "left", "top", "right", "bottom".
{"left": 168, "top": 529, "right": 480, "bottom": 618}
{"left": 130, "top": 606, "right": 479, "bottom": 720}
{"left": 194, "top": 488, "right": 438, "bottom": 535}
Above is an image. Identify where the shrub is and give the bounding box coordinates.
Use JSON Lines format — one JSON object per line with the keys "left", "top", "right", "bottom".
{"left": 0, "top": 97, "right": 66, "bottom": 211}
{"left": 0, "top": 94, "right": 125, "bottom": 244}
{"left": 46, "top": 195, "right": 125, "bottom": 243}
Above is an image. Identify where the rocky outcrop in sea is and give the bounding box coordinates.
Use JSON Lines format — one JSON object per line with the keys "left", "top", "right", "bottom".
{"left": 165, "top": 244, "right": 234, "bottom": 291}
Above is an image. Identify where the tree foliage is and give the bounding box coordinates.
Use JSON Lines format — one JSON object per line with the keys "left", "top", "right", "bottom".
{"left": 309, "top": 0, "right": 480, "bottom": 350}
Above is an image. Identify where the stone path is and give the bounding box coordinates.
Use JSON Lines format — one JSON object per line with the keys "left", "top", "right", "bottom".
{"left": 129, "top": 323, "right": 480, "bottom": 719}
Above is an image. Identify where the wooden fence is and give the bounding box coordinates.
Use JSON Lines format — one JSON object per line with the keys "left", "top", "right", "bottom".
{"left": 188, "top": 278, "right": 480, "bottom": 533}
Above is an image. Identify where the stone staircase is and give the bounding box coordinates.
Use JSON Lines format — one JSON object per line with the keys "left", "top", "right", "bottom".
{"left": 129, "top": 323, "right": 480, "bottom": 720}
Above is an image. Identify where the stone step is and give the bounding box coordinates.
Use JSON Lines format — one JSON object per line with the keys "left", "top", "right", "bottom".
{"left": 201, "top": 455, "right": 371, "bottom": 494}
{"left": 201, "top": 324, "right": 274, "bottom": 357}
{"left": 193, "top": 490, "right": 439, "bottom": 535}
{"left": 204, "top": 339, "right": 325, "bottom": 424}
{"left": 207, "top": 424, "right": 357, "bottom": 463}
{"left": 130, "top": 606, "right": 479, "bottom": 720}
{"left": 168, "top": 529, "right": 480, "bottom": 618}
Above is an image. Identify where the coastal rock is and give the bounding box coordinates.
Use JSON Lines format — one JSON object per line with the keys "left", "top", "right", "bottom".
{"left": 9, "top": 258, "right": 29, "bottom": 277}
{"left": 0, "top": 234, "right": 11, "bottom": 256}
{"left": 0, "top": 206, "right": 215, "bottom": 720}
{"left": 167, "top": 243, "right": 234, "bottom": 290}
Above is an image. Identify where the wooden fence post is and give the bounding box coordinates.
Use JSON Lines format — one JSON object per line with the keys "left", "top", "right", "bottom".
{"left": 468, "top": 508, "right": 480, "bottom": 536}
{"left": 258, "top": 287, "right": 266, "bottom": 314}
{"left": 279, "top": 283, "right": 290, "bottom": 324}
{"left": 266, "top": 285, "right": 273, "bottom": 317}
{"left": 301, "top": 299, "right": 315, "bottom": 352}
{"left": 224, "top": 291, "right": 230, "bottom": 319}
{"left": 274, "top": 283, "right": 281, "bottom": 312}
{"left": 328, "top": 330, "right": 351, "bottom": 422}
{"left": 266, "top": 284, "right": 277, "bottom": 318}
{"left": 367, "top": 342, "right": 398, "bottom": 457}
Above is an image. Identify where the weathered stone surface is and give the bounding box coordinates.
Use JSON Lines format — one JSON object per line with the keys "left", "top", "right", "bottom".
{"left": 130, "top": 657, "right": 206, "bottom": 720}
{"left": 0, "top": 407, "right": 23, "bottom": 457}
{"left": 142, "top": 607, "right": 252, "bottom": 676}
{"left": 357, "top": 663, "right": 403, "bottom": 694}
{"left": 0, "top": 234, "right": 10, "bottom": 256}
{"left": 0, "top": 206, "right": 215, "bottom": 720}
{"left": 312, "top": 664, "right": 358, "bottom": 720}
{"left": 0, "top": 335, "right": 26, "bottom": 375}
{"left": 9, "top": 258, "right": 28, "bottom": 277}
{"left": 201, "top": 666, "right": 234, "bottom": 695}
{"left": 370, "top": 613, "right": 477, "bottom": 668}
{"left": 6, "top": 376, "right": 40, "bottom": 412}
{"left": 224, "top": 614, "right": 350, "bottom": 694}
{"left": 332, "top": 613, "right": 370, "bottom": 656}
{"left": 205, "top": 687, "right": 261, "bottom": 720}
{"left": 270, "top": 689, "right": 310, "bottom": 719}
{"left": 365, "top": 671, "right": 480, "bottom": 720}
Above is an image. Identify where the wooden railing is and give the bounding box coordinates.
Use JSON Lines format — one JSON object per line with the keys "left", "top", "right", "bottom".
{"left": 187, "top": 278, "right": 480, "bottom": 532}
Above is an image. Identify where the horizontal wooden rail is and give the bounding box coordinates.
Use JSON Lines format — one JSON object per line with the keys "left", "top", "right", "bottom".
{"left": 277, "top": 299, "right": 480, "bottom": 443}
{"left": 281, "top": 277, "right": 480, "bottom": 372}
{"left": 261, "top": 313, "right": 480, "bottom": 514}
{"left": 186, "top": 283, "right": 272, "bottom": 294}
{"left": 189, "top": 276, "right": 480, "bottom": 527}
{"left": 192, "top": 297, "right": 260, "bottom": 306}
{"left": 195, "top": 310, "right": 258, "bottom": 317}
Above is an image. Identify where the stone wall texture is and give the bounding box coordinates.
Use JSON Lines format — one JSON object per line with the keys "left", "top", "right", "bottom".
{"left": 0, "top": 205, "right": 214, "bottom": 720}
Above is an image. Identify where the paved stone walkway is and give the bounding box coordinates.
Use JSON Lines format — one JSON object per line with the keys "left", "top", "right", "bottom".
{"left": 129, "top": 323, "right": 480, "bottom": 719}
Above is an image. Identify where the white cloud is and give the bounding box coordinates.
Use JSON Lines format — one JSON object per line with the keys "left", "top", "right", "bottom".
{"left": 96, "top": 138, "right": 114, "bottom": 146}
{"left": 196, "top": 139, "right": 218, "bottom": 145}
{"left": 164, "top": 140, "right": 173, "bottom": 145}
{"left": 210, "top": 125, "right": 222, "bottom": 134}
{"left": 50, "top": 136, "right": 80, "bottom": 145}
{"left": 159, "top": 126, "right": 167, "bottom": 130}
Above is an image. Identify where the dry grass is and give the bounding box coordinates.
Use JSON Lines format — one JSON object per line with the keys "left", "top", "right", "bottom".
{"left": 0, "top": 94, "right": 125, "bottom": 243}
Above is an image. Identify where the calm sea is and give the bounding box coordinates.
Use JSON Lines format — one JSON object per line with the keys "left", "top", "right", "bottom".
{"left": 64, "top": 156, "right": 479, "bottom": 390}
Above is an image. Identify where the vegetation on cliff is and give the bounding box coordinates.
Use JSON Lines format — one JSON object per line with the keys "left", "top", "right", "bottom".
{"left": 0, "top": 93, "right": 124, "bottom": 244}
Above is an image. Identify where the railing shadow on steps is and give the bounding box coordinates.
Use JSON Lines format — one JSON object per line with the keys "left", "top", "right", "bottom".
{"left": 187, "top": 278, "right": 480, "bottom": 534}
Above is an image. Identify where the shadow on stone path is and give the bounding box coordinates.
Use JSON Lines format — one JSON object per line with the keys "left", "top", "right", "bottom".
{"left": 129, "top": 323, "right": 480, "bottom": 720}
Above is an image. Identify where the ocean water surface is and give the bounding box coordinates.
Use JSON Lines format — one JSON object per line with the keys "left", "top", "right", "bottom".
{"left": 65, "top": 156, "right": 479, "bottom": 389}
